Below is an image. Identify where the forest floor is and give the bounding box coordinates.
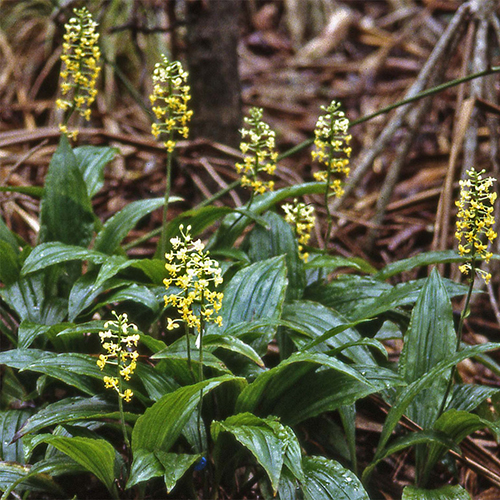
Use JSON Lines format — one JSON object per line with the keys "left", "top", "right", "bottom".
{"left": 1, "top": 1, "right": 500, "bottom": 498}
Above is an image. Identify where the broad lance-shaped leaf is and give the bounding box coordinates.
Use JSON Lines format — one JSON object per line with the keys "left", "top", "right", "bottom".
{"left": 93, "top": 197, "right": 180, "bottom": 255}
{"left": 209, "top": 182, "right": 326, "bottom": 249}
{"left": 422, "top": 409, "right": 500, "bottom": 483}
{"left": 402, "top": 484, "right": 471, "bottom": 500}
{"left": 301, "top": 456, "right": 370, "bottom": 500}
{"left": 235, "top": 352, "right": 386, "bottom": 425}
{"left": 21, "top": 243, "right": 108, "bottom": 276}
{"left": 39, "top": 134, "right": 95, "bottom": 247}
{"left": 74, "top": 145, "right": 117, "bottom": 198}
{"left": 155, "top": 452, "right": 202, "bottom": 493}
{"left": 370, "top": 342, "right": 500, "bottom": 477}
{"left": 0, "top": 410, "right": 30, "bottom": 463}
{"left": 244, "top": 211, "right": 305, "bottom": 301}
{"left": 211, "top": 413, "right": 300, "bottom": 494}
{"left": 0, "top": 462, "right": 63, "bottom": 496}
{"left": 374, "top": 250, "right": 470, "bottom": 280}
{"left": 132, "top": 375, "right": 245, "bottom": 452}
{"left": 398, "top": 268, "right": 456, "bottom": 428}
{"left": 207, "top": 256, "right": 288, "bottom": 354}
{"left": 35, "top": 435, "right": 118, "bottom": 498}
{"left": 282, "top": 300, "right": 376, "bottom": 365}
{"left": 361, "top": 430, "right": 461, "bottom": 483}
{"left": 14, "top": 396, "right": 128, "bottom": 439}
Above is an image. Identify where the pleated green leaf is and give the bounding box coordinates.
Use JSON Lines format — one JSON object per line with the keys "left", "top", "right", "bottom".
{"left": 371, "top": 342, "right": 500, "bottom": 473}
{"left": 374, "top": 250, "right": 467, "bottom": 280}
{"left": 0, "top": 410, "right": 30, "bottom": 463}
{"left": 39, "top": 135, "right": 95, "bottom": 247}
{"left": 0, "top": 462, "right": 63, "bottom": 496}
{"left": 305, "top": 254, "right": 376, "bottom": 274}
{"left": 36, "top": 435, "right": 118, "bottom": 498}
{"left": 235, "top": 352, "right": 381, "bottom": 425}
{"left": 74, "top": 145, "right": 117, "bottom": 198}
{"left": 422, "top": 409, "right": 500, "bottom": 482}
{"left": 15, "top": 396, "right": 123, "bottom": 439}
{"left": 362, "top": 430, "right": 461, "bottom": 483}
{"left": 402, "top": 484, "right": 471, "bottom": 500}
{"left": 21, "top": 243, "right": 107, "bottom": 276}
{"left": 398, "top": 269, "right": 456, "bottom": 428}
{"left": 126, "top": 449, "right": 164, "bottom": 489}
{"left": 208, "top": 256, "right": 287, "bottom": 353}
{"left": 94, "top": 197, "right": 180, "bottom": 255}
{"left": 212, "top": 413, "right": 294, "bottom": 494}
{"left": 210, "top": 182, "right": 326, "bottom": 249}
{"left": 282, "top": 301, "right": 376, "bottom": 364}
{"left": 302, "top": 456, "right": 369, "bottom": 500}
{"left": 155, "top": 452, "right": 202, "bottom": 493}
{"left": 0, "top": 240, "right": 20, "bottom": 285}
{"left": 132, "top": 375, "right": 245, "bottom": 453}
{"left": 244, "top": 211, "right": 305, "bottom": 301}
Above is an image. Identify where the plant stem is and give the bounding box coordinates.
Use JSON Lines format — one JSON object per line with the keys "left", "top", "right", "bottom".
{"left": 116, "top": 326, "right": 131, "bottom": 451}
{"left": 160, "top": 143, "right": 174, "bottom": 257}
{"left": 437, "top": 261, "right": 476, "bottom": 418}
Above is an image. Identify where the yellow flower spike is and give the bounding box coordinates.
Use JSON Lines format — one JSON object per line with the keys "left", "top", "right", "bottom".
{"left": 235, "top": 107, "right": 278, "bottom": 195}
{"left": 149, "top": 56, "right": 192, "bottom": 150}
{"left": 164, "top": 225, "right": 223, "bottom": 335}
{"left": 456, "top": 168, "right": 497, "bottom": 282}
{"left": 97, "top": 311, "right": 139, "bottom": 402}
{"left": 283, "top": 199, "right": 316, "bottom": 262}
{"left": 57, "top": 7, "right": 101, "bottom": 138}
{"left": 312, "top": 101, "right": 351, "bottom": 198}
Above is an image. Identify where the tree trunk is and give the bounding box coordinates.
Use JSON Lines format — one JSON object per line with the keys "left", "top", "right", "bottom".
{"left": 185, "top": 0, "right": 242, "bottom": 147}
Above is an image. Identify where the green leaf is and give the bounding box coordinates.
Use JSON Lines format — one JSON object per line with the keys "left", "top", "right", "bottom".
{"left": 398, "top": 269, "right": 456, "bottom": 428}
{"left": 304, "top": 275, "right": 392, "bottom": 319}
{"left": 127, "top": 449, "right": 163, "bottom": 488}
{"left": 374, "top": 250, "right": 465, "bottom": 280}
{"left": 0, "top": 186, "right": 44, "bottom": 197}
{"left": 0, "top": 215, "right": 19, "bottom": 253}
{"left": 371, "top": 342, "right": 500, "bottom": 474}
{"left": 15, "top": 396, "right": 122, "bottom": 439}
{"left": 36, "top": 435, "right": 118, "bottom": 498}
{"left": 352, "top": 278, "right": 469, "bottom": 322}
{"left": 209, "top": 182, "right": 327, "bottom": 249}
{"left": 305, "top": 255, "right": 376, "bottom": 274}
{"left": 302, "top": 456, "right": 370, "bottom": 500}
{"left": 21, "top": 242, "right": 107, "bottom": 275}
{"left": 448, "top": 384, "right": 500, "bottom": 412}
{"left": 203, "top": 334, "right": 264, "bottom": 367}
{"left": 212, "top": 413, "right": 289, "bottom": 493}
{"left": 94, "top": 197, "right": 180, "bottom": 255}
{"left": 0, "top": 462, "right": 62, "bottom": 496}
{"left": 0, "top": 349, "right": 124, "bottom": 396}
{"left": 39, "top": 135, "right": 95, "bottom": 247}
{"left": 1, "top": 273, "right": 67, "bottom": 325}
{"left": 132, "top": 375, "right": 245, "bottom": 452}
{"left": 0, "top": 410, "right": 30, "bottom": 463}
{"left": 236, "top": 352, "right": 380, "bottom": 425}
{"left": 423, "top": 409, "right": 500, "bottom": 482}
{"left": 0, "top": 240, "right": 20, "bottom": 285}
{"left": 282, "top": 301, "right": 376, "bottom": 364}
{"left": 362, "top": 430, "right": 461, "bottom": 483}
{"left": 155, "top": 451, "right": 201, "bottom": 493}
{"left": 244, "top": 211, "right": 305, "bottom": 301}
{"left": 402, "top": 484, "right": 471, "bottom": 500}
{"left": 74, "top": 145, "right": 117, "bottom": 198}
{"left": 96, "top": 284, "right": 160, "bottom": 314}
{"left": 209, "top": 256, "right": 288, "bottom": 354}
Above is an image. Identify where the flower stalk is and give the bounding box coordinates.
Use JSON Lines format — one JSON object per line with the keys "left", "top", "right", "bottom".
{"left": 97, "top": 311, "right": 139, "bottom": 448}
{"left": 311, "top": 101, "right": 351, "bottom": 250}
{"left": 150, "top": 56, "right": 193, "bottom": 256}
{"left": 56, "top": 7, "right": 101, "bottom": 139}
